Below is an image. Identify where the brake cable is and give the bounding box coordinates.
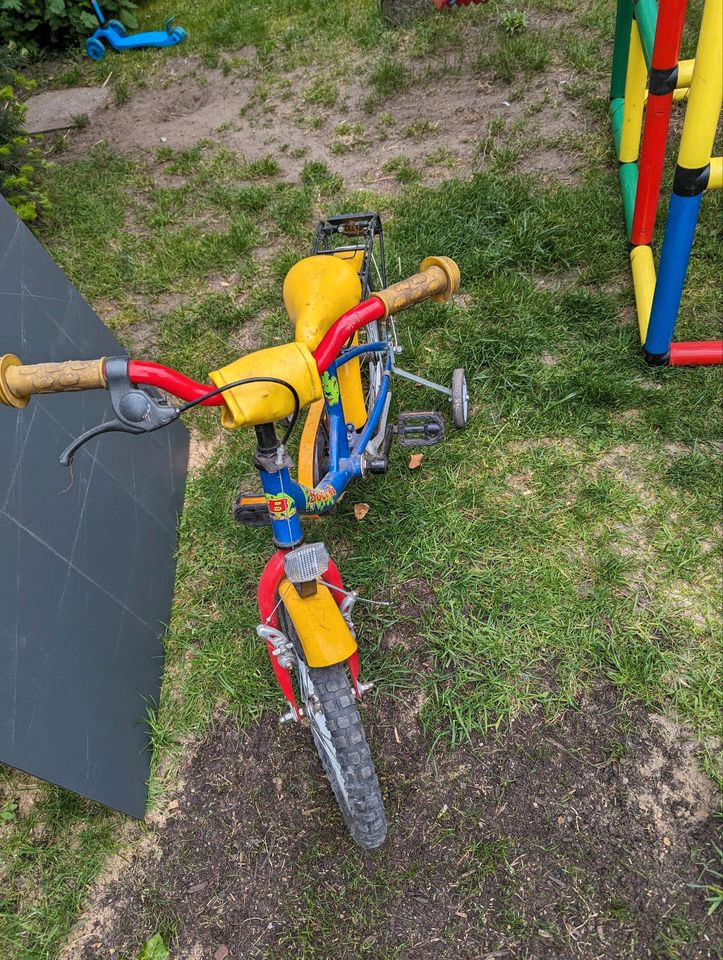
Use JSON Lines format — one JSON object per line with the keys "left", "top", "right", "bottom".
{"left": 177, "top": 376, "right": 301, "bottom": 446}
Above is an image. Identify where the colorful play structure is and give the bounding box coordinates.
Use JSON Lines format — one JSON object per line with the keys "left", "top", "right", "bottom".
{"left": 610, "top": 0, "right": 722, "bottom": 366}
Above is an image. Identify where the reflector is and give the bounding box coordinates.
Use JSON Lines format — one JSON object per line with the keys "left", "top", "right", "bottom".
{"left": 284, "top": 542, "right": 330, "bottom": 583}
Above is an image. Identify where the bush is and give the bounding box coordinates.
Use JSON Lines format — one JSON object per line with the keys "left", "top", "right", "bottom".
{"left": 0, "top": 46, "right": 48, "bottom": 221}
{"left": 0, "top": 0, "right": 138, "bottom": 51}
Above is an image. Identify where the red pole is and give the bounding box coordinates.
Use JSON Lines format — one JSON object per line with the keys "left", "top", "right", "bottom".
{"left": 669, "top": 341, "right": 723, "bottom": 366}
{"left": 631, "top": 0, "right": 688, "bottom": 246}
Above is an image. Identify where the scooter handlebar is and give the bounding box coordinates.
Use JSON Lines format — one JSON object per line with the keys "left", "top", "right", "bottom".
{"left": 0, "top": 354, "right": 107, "bottom": 408}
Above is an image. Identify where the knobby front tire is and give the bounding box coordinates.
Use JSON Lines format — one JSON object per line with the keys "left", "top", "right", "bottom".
{"left": 279, "top": 609, "right": 387, "bottom": 849}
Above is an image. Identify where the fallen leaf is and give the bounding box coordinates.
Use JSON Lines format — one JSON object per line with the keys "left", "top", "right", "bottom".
{"left": 408, "top": 452, "right": 424, "bottom": 469}
{"left": 189, "top": 881, "right": 208, "bottom": 893}
{"left": 140, "top": 934, "right": 169, "bottom": 960}
{"left": 354, "top": 502, "right": 370, "bottom": 520}
{"left": 663, "top": 836, "right": 671, "bottom": 846}
{"left": 214, "top": 947, "right": 230, "bottom": 960}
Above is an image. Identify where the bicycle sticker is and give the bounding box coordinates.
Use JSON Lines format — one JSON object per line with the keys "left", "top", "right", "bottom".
{"left": 304, "top": 485, "right": 337, "bottom": 512}
{"left": 265, "top": 492, "right": 296, "bottom": 521}
{"left": 321, "top": 371, "right": 340, "bottom": 406}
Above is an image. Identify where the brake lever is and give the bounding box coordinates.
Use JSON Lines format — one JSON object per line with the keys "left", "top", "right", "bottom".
{"left": 60, "top": 357, "right": 179, "bottom": 465}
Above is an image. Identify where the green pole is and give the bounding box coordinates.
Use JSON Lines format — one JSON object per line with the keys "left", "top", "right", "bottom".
{"left": 619, "top": 163, "right": 638, "bottom": 239}
{"left": 611, "top": 0, "right": 635, "bottom": 101}
{"left": 610, "top": 97, "right": 625, "bottom": 156}
{"left": 634, "top": 0, "right": 659, "bottom": 68}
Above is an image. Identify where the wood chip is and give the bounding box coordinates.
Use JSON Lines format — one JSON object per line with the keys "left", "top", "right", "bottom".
{"left": 408, "top": 452, "right": 424, "bottom": 469}
{"left": 189, "top": 881, "right": 208, "bottom": 893}
{"left": 354, "top": 502, "right": 370, "bottom": 520}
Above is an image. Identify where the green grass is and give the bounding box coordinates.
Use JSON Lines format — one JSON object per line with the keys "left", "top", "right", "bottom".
{"left": 0, "top": 775, "right": 121, "bottom": 959}
{"left": 2, "top": 0, "right": 721, "bottom": 956}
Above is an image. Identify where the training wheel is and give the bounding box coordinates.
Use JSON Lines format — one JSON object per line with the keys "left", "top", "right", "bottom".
{"left": 451, "top": 368, "right": 469, "bottom": 428}
{"left": 85, "top": 37, "right": 106, "bottom": 61}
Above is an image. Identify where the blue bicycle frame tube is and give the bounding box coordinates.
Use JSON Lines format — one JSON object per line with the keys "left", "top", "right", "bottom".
{"left": 336, "top": 342, "right": 388, "bottom": 367}
{"left": 259, "top": 464, "right": 304, "bottom": 548}
{"left": 256, "top": 348, "right": 393, "bottom": 539}
{"left": 355, "top": 352, "right": 392, "bottom": 454}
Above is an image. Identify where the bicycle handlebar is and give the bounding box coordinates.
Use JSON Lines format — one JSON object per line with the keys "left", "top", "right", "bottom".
{"left": 0, "top": 354, "right": 106, "bottom": 408}
{"left": 313, "top": 257, "right": 460, "bottom": 372}
{"left": 0, "top": 257, "right": 461, "bottom": 405}
{"left": 373, "top": 257, "right": 460, "bottom": 320}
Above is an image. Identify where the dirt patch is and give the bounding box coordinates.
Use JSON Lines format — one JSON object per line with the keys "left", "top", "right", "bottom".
{"left": 119, "top": 318, "right": 161, "bottom": 357}
{"left": 227, "top": 313, "right": 265, "bottom": 356}
{"left": 592, "top": 443, "right": 658, "bottom": 510}
{"left": 187, "top": 431, "right": 225, "bottom": 475}
{"left": 0, "top": 769, "right": 43, "bottom": 821}
{"left": 633, "top": 715, "right": 719, "bottom": 842}
{"left": 62, "top": 50, "right": 593, "bottom": 191}
{"left": 66, "top": 684, "right": 720, "bottom": 960}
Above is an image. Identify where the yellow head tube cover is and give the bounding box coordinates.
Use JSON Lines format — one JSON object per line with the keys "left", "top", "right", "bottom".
{"left": 209, "top": 342, "right": 322, "bottom": 430}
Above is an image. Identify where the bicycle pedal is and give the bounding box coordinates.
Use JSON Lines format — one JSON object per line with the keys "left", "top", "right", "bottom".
{"left": 396, "top": 412, "right": 445, "bottom": 447}
{"left": 233, "top": 493, "right": 271, "bottom": 526}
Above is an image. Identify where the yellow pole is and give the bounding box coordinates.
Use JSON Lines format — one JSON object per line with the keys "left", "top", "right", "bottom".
{"left": 630, "top": 246, "right": 656, "bottom": 342}
{"left": 620, "top": 20, "right": 648, "bottom": 163}
{"left": 676, "top": 59, "right": 695, "bottom": 88}
{"left": 678, "top": 0, "right": 723, "bottom": 171}
{"left": 708, "top": 157, "right": 723, "bottom": 189}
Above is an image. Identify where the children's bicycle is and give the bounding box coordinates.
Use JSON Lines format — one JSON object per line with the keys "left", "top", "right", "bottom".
{"left": 0, "top": 213, "right": 467, "bottom": 849}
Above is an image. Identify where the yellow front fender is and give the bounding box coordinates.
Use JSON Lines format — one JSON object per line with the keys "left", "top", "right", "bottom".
{"left": 278, "top": 577, "right": 357, "bottom": 668}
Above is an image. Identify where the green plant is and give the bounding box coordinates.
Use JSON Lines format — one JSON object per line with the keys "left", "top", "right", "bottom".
{"left": 139, "top": 933, "right": 169, "bottom": 960}
{"left": 383, "top": 155, "right": 420, "bottom": 184}
{"left": 691, "top": 842, "right": 723, "bottom": 915}
{"left": 0, "top": 0, "right": 138, "bottom": 51}
{"left": 0, "top": 45, "right": 49, "bottom": 221}
{"left": 303, "top": 76, "right": 338, "bottom": 108}
{"left": 499, "top": 8, "right": 528, "bottom": 36}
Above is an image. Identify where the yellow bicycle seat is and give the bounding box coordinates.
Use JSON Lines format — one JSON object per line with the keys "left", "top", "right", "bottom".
{"left": 283, "top": 254, "right": 362, "bottom": 351}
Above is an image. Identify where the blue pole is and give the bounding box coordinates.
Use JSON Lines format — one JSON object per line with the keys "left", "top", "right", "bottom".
{"left": 644, "top": 192, "right": 703, "bottom": 358}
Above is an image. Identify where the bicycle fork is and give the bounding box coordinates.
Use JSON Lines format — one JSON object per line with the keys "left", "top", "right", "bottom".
{"left": 251, "top": 424, "right": 371, "bottom": 723}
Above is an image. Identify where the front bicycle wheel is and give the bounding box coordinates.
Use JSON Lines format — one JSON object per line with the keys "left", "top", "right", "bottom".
{"left": 280, "top": 608, "right": 387, "bottom": 849}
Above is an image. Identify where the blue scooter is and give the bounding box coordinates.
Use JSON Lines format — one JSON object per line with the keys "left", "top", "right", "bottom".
{"left": 85, "top": 1, "right": 187, "bottom": 61}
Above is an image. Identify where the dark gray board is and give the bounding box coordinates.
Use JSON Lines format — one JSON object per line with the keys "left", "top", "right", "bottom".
{"left": 0, "top": 196, "right": 188, "bottom": 818}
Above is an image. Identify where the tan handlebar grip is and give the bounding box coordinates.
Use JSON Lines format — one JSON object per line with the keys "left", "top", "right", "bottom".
{"left": 0, "top": 354, "right": 106, "bottom": 408}
{"left": 374, "top": 256, "right": 460, "bottom": 320}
